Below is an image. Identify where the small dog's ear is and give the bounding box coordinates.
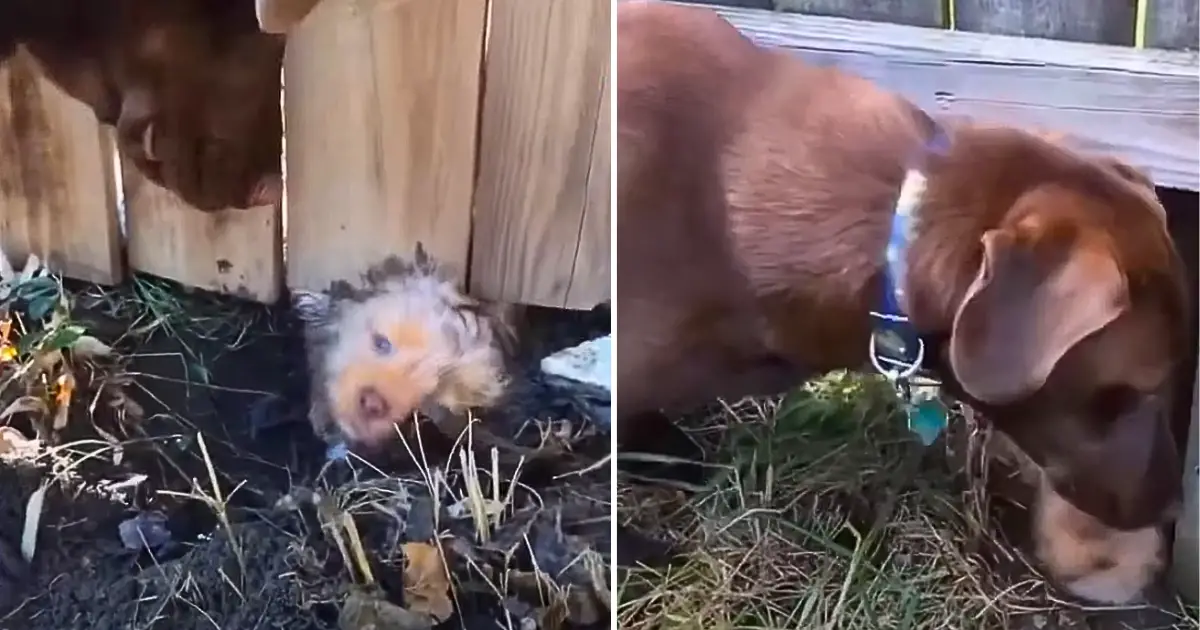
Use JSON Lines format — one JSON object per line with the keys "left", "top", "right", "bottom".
{"left": 292, "top": 290, "right": 332, "bottom": 325}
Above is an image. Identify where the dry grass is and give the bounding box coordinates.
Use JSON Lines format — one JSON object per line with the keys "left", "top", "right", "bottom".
{"left": 0, "top": 252, "right": 611, "bottom": 628}
{"left": 616, "top": 372, "right": 1200, "bottom": 630}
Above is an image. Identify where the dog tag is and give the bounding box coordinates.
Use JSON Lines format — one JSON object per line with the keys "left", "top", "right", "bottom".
{"left": 906, "top": 397, "right": 948, "bottom": 447}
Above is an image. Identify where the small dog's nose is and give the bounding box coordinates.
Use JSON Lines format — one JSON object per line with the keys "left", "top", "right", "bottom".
{"left": 358, "top": 386, "right": 390, "bottom": 419}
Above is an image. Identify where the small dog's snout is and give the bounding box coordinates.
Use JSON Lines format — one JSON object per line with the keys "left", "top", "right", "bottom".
{"left": 357, "top": 386, "right": 390, "bottom": 420}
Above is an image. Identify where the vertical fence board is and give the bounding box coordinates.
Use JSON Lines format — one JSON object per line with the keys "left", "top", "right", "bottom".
{"left": 954, "top": 0, "right": 1136, "bottom": 45}
{"left": 1147, "top": 0, "right": 1200, "bottom": 49}
{"left": 283, "top": 0, "right": 485, "bottom": 292}
{"left": 469, "top": 0, "right": 610, "bottom": 309}
{"left": 565, "top": 65, "right": 610, "bottom": 308}
{"left": 123, "top": 162, "right": 283, "bottom": 303}
{"left": 775, "top": 0, "right": 945, "bottom": 28}
{"left": 0, "top": 52, "right": 121, "bottom": 284}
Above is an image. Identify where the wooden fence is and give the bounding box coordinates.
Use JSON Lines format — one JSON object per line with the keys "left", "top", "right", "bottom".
{"left": 683, "top": 0, "right": 1200, "bottom": 601}
{"left": 0, "top": 0, "right": 611, "bottom": 311}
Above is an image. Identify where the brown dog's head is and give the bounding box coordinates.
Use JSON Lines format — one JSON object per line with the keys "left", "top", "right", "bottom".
{"left": 2, "top": 0, "right": 285, "bottom": 211}
{"left": 932, "top": 132, "right": 1189, "bottom": 531}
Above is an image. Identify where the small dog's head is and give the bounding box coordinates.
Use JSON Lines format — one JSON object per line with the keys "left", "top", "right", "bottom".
{"left": 936, "top": 130, "right": 1189, "bottom": 532}
{"left": 294, "top": 251, "right": 513, "bottom": 450}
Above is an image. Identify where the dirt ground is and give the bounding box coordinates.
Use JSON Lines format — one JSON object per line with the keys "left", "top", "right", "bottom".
{"left": 0, "top": 271, "right": 611, "bottom": 630}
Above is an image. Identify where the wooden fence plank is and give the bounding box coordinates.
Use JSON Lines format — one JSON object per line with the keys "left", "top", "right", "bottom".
{"left": 954, "top": 0, "right": 1136, "bottom": 45}
{"left": 0, "top": 51, "right": 121, "bottom": 285}
{"left": 1147, "top": 0, "right": 1200, "bottom": 49}
{"left": 776, "top": 0, "right": 945, "bottom": 28}
{"left": 1172, "top": 372, "right": 1199, "bottom": 602}
{"left": 469, "top": 0, "right": 610, "bottom": 309}
{"left": 692, "top": 3, "right": 1200, "bottom": 192}
{"left": 123, "top": 161, "right": 283, "bottom": 303}
{"left": 283, "top": 0, "right": 485, "bottom": 292}
{"left": 566, "top": 62, "right": 611, "bottom": 308}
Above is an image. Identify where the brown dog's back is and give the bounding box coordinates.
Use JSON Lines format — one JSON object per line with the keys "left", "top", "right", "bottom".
{"left": 617, "top": 2, "right": 927, "bottom": 423}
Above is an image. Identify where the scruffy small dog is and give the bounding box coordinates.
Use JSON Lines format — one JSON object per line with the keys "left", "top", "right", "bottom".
{"left": 293, "top": 247, "right": 514, "bottom": 454}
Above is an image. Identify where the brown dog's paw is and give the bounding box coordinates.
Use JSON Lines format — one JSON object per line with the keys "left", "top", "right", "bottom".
{"left": 1032, "top": 478, "right": 1164, "bottom": 604}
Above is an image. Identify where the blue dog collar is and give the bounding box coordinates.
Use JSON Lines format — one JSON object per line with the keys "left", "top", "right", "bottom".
{"left": 869, "top": 120, "right": 951, "bottom": 379}
{"left": 869, "top": 118, "right": 953, "bottom": 445}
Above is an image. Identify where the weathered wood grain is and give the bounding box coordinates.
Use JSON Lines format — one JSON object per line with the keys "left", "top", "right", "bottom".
{"left": 0, "top": 51, "right": 121, "bottom": 285}
{"left": 1147, "top": 0, "right": 1200, "bottom": 50}
{"left": 566, "top": 61, "right": 611, "bottom": 308}
{"left": 469, "top": 0, "right": 610, "bottom": 309}
{"left": 283, "top": 0, "right": 485, "bottom": 292}
{"left": 688, "top": 3, "right": 1200, "bottom": 191}
{"left": 954, "top": 0, "right": 1136, "bottom": 45}
{"left": 776, "top": 0, "right": 944, "bottom": 28}
{"left": 123, "top": 160, "right": 283, "bottom": 303}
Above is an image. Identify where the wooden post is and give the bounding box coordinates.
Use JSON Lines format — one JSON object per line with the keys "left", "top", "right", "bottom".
{"left": 774, "top": 0, "right": 944, "bottom": 28}
{"left": 123, "top": 163, "right": 284, "bottom": 303}
{"left": 468, "top": 0, "right": 611, "bottom": 309}
{"left": 0, "top": 51, "right": 122, "bottom": 285}
{"left": 282, "top": 0, "right": 485, "bottom": 293}
{"left": 953, "top": 0, "right": 1136, "bottom": 45}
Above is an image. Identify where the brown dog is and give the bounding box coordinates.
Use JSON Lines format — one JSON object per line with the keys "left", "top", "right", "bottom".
{"left": 616, "top": 1, "right": 1190, "bottom": 604}
{"left": 1, "top": 0, "right": 285, "bottom": 211}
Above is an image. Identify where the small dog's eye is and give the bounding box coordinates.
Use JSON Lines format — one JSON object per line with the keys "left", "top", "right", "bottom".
{"left": 371, "top": 333, "right": 393, "bottom": 355}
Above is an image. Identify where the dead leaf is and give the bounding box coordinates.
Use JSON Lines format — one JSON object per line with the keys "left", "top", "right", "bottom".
{"left": 0, "top": 396, "right": 46, "bottom": 421}
{"left": 0, "top": 426, "right": 29, "bottom": 454}
{"left": 22, "top": 481, "right": 48, "bottom": 561}
{"left": 564, "top": 585, "right": 600, "bottom": 625}
{"left": 401, "top": 542, "right": 454, "bottom": 623}
{"left": 53, "top": 371, "right": 75, "bottom": 430}
{"left": 339, "top": 588, "right": 434, "bottom": 630}
{"left": 70, "top": 335, "right": 113, "bottom": 360}
{"left": 32, "top": 348, "right": 63, "bottom": 375}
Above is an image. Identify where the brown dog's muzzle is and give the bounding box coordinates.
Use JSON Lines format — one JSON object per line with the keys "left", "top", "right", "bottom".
{"left": 1035, "top": 390, "right": 1183, "bottom": 532}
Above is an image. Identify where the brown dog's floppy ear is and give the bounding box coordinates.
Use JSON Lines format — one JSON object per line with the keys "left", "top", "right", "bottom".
{"left": 949, "top": 224, "right": 1130, "bottom": 403}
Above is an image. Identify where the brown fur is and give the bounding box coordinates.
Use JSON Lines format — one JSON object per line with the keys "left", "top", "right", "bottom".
{"left": 616, "top": 1, "right": 1189, "bottom": 602}
{"left": 1, "top": 0, "right": 285, "bottom": 211}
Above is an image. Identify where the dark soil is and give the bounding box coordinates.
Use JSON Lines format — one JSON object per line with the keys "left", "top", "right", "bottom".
{"left": 0, "top": 276, "right": 611, "bottom": 630}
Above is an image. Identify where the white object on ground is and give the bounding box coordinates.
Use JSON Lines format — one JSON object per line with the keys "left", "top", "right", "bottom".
{"left": 541, "top": 334, "right": 611, "bottom": 430}
{"left": 541, "top": 334, "right": 611, "bottom": 392}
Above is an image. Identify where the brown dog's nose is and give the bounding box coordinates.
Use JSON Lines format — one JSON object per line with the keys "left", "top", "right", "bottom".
{"left": 358, "top": 387, "right": 390, "bottom": 420}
